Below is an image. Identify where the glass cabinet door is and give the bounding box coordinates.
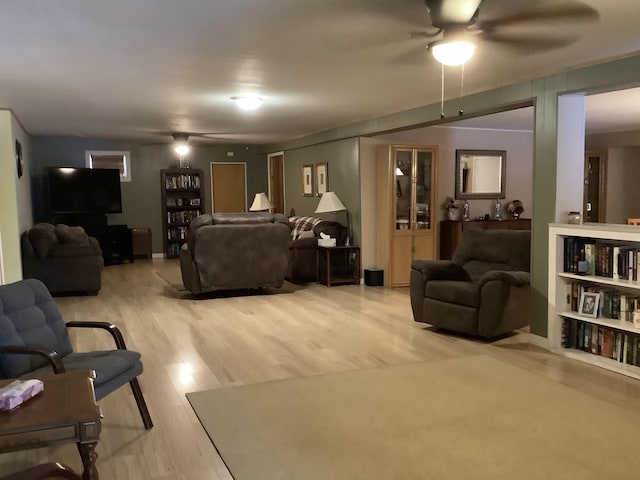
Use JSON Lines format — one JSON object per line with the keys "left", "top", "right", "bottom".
{"left": 415, "top": 150, "right": 433, "bottom": 230}
{"left": 394, "top": 149, "right": 413, "bottom": 231}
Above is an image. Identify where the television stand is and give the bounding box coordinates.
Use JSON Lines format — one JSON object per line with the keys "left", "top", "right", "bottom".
{"left": 84, "top": 225, "right": 133, "bottom": 266}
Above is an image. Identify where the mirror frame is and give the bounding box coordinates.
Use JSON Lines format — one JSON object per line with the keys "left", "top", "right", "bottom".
{"left": 455, "top": 149, "right": 506, "bottom": 199}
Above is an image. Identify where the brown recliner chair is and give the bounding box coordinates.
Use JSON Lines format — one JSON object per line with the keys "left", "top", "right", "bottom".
{"left": 180, "top": 212, "right": 291, "bottom": 294}
{"left": 410, "top": 228, "right": 531, "bottom": 338}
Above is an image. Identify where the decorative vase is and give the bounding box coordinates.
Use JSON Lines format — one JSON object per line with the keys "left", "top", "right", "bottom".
{"left": 448, "top": 208, "right": 460, "bottom": 221}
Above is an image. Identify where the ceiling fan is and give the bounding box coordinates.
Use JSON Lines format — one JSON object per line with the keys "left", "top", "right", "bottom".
{"left": 417, "top": 0, "right": 600, "bottom": 66}
{"left": 143, "top": 131, "right": 243, "bottom": 147}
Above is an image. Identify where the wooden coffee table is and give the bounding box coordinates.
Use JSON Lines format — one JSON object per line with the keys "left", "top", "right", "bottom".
{"left": 0, "top": 370, "right": 102, "bottom": 480}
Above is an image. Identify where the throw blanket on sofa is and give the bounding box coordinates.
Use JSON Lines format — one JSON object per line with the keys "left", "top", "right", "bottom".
{"left": 289, "top": 216, "right": 323, "bottom": 240}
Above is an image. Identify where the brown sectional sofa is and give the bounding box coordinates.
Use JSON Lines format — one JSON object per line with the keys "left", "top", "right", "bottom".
{"left": 179, "top": 212, "right": 291, "bottom": 294}
{"left": 21, "top": 223, "right": 104, "bottom": 295}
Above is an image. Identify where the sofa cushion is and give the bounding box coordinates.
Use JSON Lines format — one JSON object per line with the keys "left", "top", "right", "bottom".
{"left": 453, "top": 229, "right": 531, "bottom": 271}
{"left": 28, "top": 223, "right": 58, "bottom": 259}
{"left": 463, "top": 260, "right": 514, "bottom": 283}
{"left": 55, "top": 224, "right": 89, "bottom": 245}
{"left": 425, "top": 280, "right": 480, "bottom": 308}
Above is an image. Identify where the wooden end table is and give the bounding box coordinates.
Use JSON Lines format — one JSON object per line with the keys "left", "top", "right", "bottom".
{"left": 317, "top": 245, "right": 361, "bottom": 286}
{"left": 0, "top": 370, "right": 102, "bottom": 480}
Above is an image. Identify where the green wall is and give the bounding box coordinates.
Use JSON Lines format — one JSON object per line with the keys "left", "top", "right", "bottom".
{"left": 31, "top": 137, "right": 267, "bottom": 253}
{"left": 282, "top": 138, "right": 361, "bottom": 246}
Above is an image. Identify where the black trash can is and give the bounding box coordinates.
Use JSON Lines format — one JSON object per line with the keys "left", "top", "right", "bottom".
{"left": 364, "top": 268, "right": 384, "bottom": 286}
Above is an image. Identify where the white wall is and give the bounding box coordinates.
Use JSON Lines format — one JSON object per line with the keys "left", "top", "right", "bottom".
{"left": 0, "top": 110, "right": 32, "bottom": 283}
{"left": 12, "top": 116, "right": 32, "bottom": 233}
{"left": 556, "top": 96, "right": 586, "bottom": 222}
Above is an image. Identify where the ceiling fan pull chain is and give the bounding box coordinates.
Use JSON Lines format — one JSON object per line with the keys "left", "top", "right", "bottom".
{"left": 440, "top": 63, "right": 445, "bottom": 119}
{"left": 459, "top": 63, "right": 465, "bottom": 116}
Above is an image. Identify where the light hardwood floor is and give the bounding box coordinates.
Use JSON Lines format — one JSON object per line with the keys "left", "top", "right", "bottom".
{"left": 2, "top": 259, "right": 640, "bottom": 478}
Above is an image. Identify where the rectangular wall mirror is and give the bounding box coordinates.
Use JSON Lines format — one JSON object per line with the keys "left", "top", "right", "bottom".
{"left": 455, "top": 149, "right": 506, "bottom": 199}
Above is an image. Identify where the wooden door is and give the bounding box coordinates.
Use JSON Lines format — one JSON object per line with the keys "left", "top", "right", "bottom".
{"left": 268, "top": 153, "right": 285, "bottom": 214}
{"left": 211, "top": 163, "right": 247, "bottom": 212}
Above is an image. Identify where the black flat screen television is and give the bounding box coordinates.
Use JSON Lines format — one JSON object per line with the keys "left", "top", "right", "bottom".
{"left": 48, "top": 167, "right": 123, "bottom": 214}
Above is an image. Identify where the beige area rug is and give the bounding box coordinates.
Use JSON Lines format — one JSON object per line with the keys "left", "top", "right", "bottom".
{"left": 187, "top": 355, "right": 640, "bottom": 480}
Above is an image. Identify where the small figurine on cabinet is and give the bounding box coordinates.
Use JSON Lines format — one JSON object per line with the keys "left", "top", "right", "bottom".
{"left": 462, "top": 200, "right": 470, "bottom": 221}
{"left": 494, "top": 198, "right": 502, "bottom": 220}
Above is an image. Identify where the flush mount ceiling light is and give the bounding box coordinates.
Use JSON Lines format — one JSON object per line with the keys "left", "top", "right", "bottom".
{"left": 232, "top": 96, "right": 263, "bottom": 111}
{"left": 430, "top": 39, "right": 475, "bottom": 66}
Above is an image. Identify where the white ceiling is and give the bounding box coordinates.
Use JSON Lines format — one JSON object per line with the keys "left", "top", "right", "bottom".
{"left": 1, "top": 0, "right": 640, "bottom": 144}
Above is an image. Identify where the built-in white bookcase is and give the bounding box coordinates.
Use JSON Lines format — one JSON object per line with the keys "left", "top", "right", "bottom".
{"left": 549, "top": 223, "right": 640, "bottom": 380}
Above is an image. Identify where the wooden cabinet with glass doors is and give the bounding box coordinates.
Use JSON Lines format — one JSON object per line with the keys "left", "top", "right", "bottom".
{"left": 376, "top": 145, "right": 438, "bottom": 287}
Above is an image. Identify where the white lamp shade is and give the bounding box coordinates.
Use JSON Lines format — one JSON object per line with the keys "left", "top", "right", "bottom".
{"left": 431, "top": 41, "right": 475, "bottom": 66}
{"left": 249, "top": 192, "right": 272, "bottom": 211}
{"left": 315, "top": 192, "right": 346, "bottom": 213}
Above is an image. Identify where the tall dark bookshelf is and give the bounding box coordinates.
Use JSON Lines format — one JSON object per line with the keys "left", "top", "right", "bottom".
{"left": 160, "top": 168, "right": 204, "bottom": 258}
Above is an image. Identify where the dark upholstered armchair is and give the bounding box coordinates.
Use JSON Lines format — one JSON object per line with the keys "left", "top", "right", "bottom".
{"left": 0, "top": 279, "right": 152, "bottom": 429}
{"left": 410, "top": 228, "right": 531, "bottom": 338}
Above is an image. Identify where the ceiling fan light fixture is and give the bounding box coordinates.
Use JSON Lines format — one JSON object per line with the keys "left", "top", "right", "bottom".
{"left": 431, "top": 40, "right": 475, "bottom": 66}
{"left": 232, "top": 96, "right": 263, "bottom": 111}
{"left": 174, "top": 143, "right": 190, "bottom": 156}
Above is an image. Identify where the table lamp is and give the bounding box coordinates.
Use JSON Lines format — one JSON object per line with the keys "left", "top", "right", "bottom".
{"left": 315, "top": 191, "right": 350, "bottom": 245}
{"left": 249, "top": 192, "right": 272, "bottom": 212}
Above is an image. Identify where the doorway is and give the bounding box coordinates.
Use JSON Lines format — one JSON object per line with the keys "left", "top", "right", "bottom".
{"left": 583, "top": 151, "right": 606, "bottom": 222}
{"left": 268, "top": 152, "right": 285, "bottom": 214}
{"left": 210, "top": 162, "right": 247, "bottom": 212}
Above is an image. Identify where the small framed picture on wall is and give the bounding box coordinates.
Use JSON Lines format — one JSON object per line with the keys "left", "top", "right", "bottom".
{"left": 315, "top": 163, "right": 328, "bottom": 196}
{"left": 302, "top": 164, "right": 314, "bottom": 197}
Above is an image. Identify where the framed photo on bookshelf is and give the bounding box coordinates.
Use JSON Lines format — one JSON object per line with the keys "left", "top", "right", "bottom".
{"left": 578, "top": 291, "right": 600, "bottom": 318}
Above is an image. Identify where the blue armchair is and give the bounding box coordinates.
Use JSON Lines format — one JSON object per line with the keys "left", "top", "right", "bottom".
{"left": 0, "top": 278, "right": 152, "bottom": 429}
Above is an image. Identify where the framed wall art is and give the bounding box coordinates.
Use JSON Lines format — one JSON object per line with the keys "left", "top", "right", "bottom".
{"left": 302, "top": 164, "right": 314, "bottom": 196}
{"left": 315, "top": 163, "right": 328, "bottom": 196}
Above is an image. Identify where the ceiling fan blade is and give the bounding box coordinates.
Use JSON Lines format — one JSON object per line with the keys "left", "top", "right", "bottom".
{"left": 410, "top": 29, "right": 443, "bottom": 39}
{"left": 425, "top": 0, "right": 483, "bottom": 28}
{"left": 389, "top": 44, "right": 431, "bottom": 66}
{"left": 477, "top": 2, "right": 599, "bottom": 31}
{"left": 482, "top": 32, "right": 578, "bottom": 54}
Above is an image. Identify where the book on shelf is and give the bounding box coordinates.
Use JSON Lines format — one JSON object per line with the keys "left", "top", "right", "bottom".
{"left": 561, "top": 317, "right": 640, "bottom": 366}
{"left": 564, "top": 236, "right": 640, "bottom": 282}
